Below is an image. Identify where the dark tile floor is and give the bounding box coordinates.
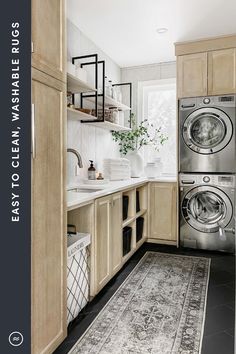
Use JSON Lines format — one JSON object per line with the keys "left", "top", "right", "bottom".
{"left": 54, "top": 243, "right": 235, "bottom": 354}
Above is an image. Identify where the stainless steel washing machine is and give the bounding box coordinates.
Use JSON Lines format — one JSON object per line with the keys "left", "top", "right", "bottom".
{"left": 179, "top": 95, "right": 236, "bottom": 173}
{"left": 179, "top": 173, "right": 235, "bottom": 253}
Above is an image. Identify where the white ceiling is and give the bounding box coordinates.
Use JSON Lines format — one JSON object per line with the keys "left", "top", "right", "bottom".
{"left": 67, "top": 0, "right": 236, "bottom": 68}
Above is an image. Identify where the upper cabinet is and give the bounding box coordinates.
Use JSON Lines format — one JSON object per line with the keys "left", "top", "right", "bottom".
{"left": 176, "top": 35, "right": 236, "bottom": 98}
{"left": 177, "top": 53, "right": 207, "bottom": 98}
{"left": 208, "top": 48, "right": 236, "bottom": 95}
{"left": 32, "top": 0, "right": 66, "bottom": 82}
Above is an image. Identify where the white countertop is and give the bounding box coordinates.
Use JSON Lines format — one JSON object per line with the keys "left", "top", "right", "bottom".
{"left": 67, "top": 175, "right": 177, "bottom": 210}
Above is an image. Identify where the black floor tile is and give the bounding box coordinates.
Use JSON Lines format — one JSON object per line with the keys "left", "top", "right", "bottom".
{"left": 201, "top": 331, "right": 234, "bottom": 354}
{"left": 204, "top": 304, "right": 235, "bottom": 336}
{"left": 208, "top": 268, "right": 235, "bottom": 287}
{"left": 207, "top": 284, "right": 235, "bottom": 309}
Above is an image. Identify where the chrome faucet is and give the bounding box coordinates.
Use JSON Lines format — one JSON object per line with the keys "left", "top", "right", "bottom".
{"left": 67, "top": 148, "right": 83, "bottom": 168}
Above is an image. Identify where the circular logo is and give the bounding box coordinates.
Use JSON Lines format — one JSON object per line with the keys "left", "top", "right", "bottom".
{"left": 8, "top": 332, "right": 24, "bottom": 347}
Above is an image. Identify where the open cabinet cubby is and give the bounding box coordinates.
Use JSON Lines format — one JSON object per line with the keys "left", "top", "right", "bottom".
{"left": 122, "top": 189, "right": 136, "bottom": 226}
{"left": 122, "top": 184, "right": 148, "bottom": 262}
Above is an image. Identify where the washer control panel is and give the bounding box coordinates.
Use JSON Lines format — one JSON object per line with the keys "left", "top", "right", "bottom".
{"left": 203, "top": 176, "right": 210, "bottom": 183}
{"left": 179, "top": 174, "right": 235, "bottom": 188}
{"left": 203, "top": 98, "right": 211, "bottom": 105}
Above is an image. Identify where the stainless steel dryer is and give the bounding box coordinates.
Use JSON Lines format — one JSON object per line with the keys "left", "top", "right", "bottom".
{"left": 179, "top": 95, "right": 236, "bottom": 173}
{"left": 179, "top": 173, "right": 235, "bottom": 253}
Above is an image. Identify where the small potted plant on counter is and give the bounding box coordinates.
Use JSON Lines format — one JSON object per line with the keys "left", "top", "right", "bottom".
{"left": 112, "top": 114, "right": 168, "bottom": 177}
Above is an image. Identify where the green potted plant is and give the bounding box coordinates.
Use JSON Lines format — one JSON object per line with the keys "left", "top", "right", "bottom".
{"left": 112, "top": 114, "right": 168, "bottom": 177}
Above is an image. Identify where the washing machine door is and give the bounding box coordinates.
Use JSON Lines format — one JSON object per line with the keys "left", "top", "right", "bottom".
{"left": 183, "top": 107, "right": 233, "bottom": 154}
{"left": 182, "top": 186, "right": 233, "bottom": 233}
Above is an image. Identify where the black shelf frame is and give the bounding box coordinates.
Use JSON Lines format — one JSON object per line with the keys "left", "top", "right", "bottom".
{"left": 70, "top": 54, "right": 132, "bottom": 128}
{"left": 112, "top": 82, "right": 132, "bottom": 125}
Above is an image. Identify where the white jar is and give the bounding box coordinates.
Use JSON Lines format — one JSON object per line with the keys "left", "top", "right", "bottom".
{"left": 111, "top": 109, "right": 119, "bottom": 124}
{"left": 153, "top": 158, "right": 163, "bottom": 176}
{"left": 144, "top": 163, "right": 158, "bottom": 178}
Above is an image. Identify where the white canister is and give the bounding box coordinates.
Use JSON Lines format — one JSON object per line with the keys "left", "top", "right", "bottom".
{"left": 153, "top": 157, "right": 163, "bottom": 176}
{"left": 75, "top": 66, "right": 87, "bottom": 83}
{"left": 144, "top": 163, "right": 158, "bottom": 178}
{"left": 111, "top": 109, "right": 119, "bottom": 124}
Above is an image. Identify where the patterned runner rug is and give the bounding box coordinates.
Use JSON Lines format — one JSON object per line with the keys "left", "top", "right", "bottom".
{"left": 69, "top": 252, "right": 210, "bottom": 354}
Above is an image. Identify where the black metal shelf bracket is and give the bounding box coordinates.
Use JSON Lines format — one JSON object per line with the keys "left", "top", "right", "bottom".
{"left": 112, "top": 82, "right": 132, "bottom": 128}
{"left": 70, "top": 54, "right": 132, "bottom": 129}
{"left": 71, "top": 54, "right": 99, "bottom": 118}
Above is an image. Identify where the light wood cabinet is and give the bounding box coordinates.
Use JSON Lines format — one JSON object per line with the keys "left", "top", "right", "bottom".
{"left": 94, "top": 193, "right": 122, "bottom": 293}
{"left": 177, "top": 53, "right": 207, "bottom": 98}
{"left": 208, "top": 48, "right": 236, "bottom": 95}
{"left": 32, "top": 0, "right": 66, "bottom": 82}
{"left": 95, "top": 196, "right": 111, "bottom": 291}
{"left": 110, "top": 194, "right": 122, "bottom": 275}
{"left": 176, "top": 35, "right": 236, "bottom": 98}
{"left": 149, "top": 183, "right": 177, "bottom": 243}
{"left": 31, "top": 68, "right": 66, "bottom": 354}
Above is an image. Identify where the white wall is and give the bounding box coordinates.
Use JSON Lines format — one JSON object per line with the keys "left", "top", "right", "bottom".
{"left": 121, "top": 62, "right": 176, "bottom": 118}
{"left": 67, "top": 19, "right": 121, "bottom": 187}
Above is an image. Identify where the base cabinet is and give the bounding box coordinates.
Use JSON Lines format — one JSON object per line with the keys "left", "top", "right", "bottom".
{"left": 31, "top": 68, "right": 66, "bottom": 354}
{"left": 94, "top": 193, "right": 122, "bottom": 293}
{"left": 149, "top": 182, "right": 177, "bottom": 243}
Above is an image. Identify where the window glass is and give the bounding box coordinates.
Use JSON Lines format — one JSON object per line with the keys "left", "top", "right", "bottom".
{"left": 140, "top": 80, "right": 176, "bottom": 175}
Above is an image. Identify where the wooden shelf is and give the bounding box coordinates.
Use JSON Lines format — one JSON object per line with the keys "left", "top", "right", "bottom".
{"left": 83, "top": 120, "right": 132, "bottom": 131}
{"left": 84, "top": 94, "right": 131, "bottom": 111}
{"left": 122, "top": 248, "right": 135, "bottom": 263}
{"left": 67, "top": 107, "right": 95, "bottom": 121}
{"left": 67, "top": 73, "right": 97, "bottom": 93}
{"left": 122, "top": 216, "right": 135, "bottom": 228}
{"left": 136, "top": 209, "right": 147, "bottom": 218}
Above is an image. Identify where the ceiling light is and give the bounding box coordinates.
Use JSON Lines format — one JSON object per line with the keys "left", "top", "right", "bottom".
{"left": 156, "top": 28, "right": 168, "bottom": 34}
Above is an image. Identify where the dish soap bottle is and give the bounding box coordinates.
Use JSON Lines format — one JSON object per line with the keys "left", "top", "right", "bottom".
{"left": 88, "top": 160, "right": 96, "bottom": 180}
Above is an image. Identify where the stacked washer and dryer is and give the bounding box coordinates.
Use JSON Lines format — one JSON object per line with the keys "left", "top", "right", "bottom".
{"left": 179, "top": 95, "right": 235, "bottom": 253}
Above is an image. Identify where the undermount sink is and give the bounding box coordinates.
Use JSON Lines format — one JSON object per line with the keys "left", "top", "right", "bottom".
{"left": 68, "top": 187, "right": 103, "bottom": 193}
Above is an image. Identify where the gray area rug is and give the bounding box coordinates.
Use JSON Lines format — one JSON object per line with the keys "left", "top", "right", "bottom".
{"left": 69, "top": 252, "right": 210, "bottom": 354}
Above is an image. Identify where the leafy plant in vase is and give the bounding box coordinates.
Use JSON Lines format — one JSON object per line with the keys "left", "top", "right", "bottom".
{"left": 112, "top": 114, "right": 168, "bottom": 177}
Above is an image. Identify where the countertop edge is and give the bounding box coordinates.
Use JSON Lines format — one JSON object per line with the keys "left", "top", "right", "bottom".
{"left": 67, "top": 177, "right": 177, "bottom": 211}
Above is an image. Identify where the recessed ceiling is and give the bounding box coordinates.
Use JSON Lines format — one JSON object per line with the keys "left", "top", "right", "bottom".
{"left": 67, "top": 0, "right": 236, "bottom": 67}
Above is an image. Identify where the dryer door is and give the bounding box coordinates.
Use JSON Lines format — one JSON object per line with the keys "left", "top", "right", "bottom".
{"left": 182, "top": 186, "right": 233, "bottom": 233}
{"left": 183, "top": 107, "right": 233, "bottom": 154}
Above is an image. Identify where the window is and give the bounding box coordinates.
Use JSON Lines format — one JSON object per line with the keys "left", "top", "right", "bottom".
{"left": 138, "top": 79, "right": 176, "bottom": 175}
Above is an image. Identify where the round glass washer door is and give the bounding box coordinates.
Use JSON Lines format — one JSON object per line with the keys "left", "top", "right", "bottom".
{"left": 182, "top": 186, "right": 233, "bottom": 233}
{"left": 183, "top": 107, "right": 233, "bottom": 154}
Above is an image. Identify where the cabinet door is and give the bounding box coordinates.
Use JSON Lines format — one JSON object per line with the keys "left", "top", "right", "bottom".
{"left": 32, "top": 68, "right": 66, "bottom": 354}
{"left": 177, "top": 53, "right": 207, "bottom": 98}
{"left": 110, "top": 193, "right": 122, "bottom": 275}
{"left": 149, "top": 183, "right": 177, "bottom": 242}
{"left": 32, "top": 0, "right": 66, "bottom": 82}
{"left": 208, "top": 48, "right": 236, "bottom": 95}
{"left": 95, "top": 196, "right": 111, "bottom": 292}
